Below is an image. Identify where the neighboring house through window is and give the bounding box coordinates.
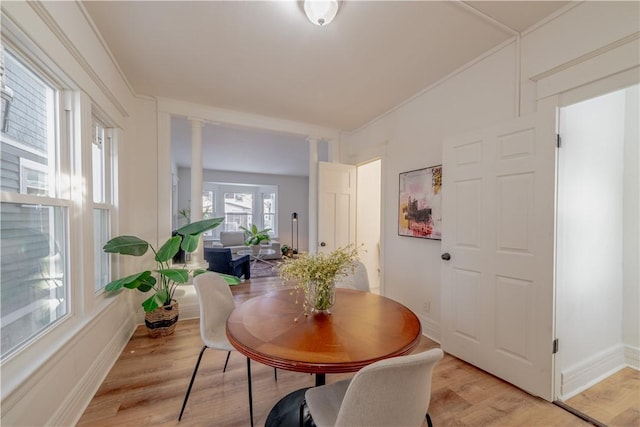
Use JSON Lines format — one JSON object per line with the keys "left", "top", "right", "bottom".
{"left": 0, "top": 48, "right": 68, "bottom": 358}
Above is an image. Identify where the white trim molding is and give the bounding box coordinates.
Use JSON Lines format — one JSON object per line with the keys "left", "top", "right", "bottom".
{"left": 624, "top": 345, "right": 640, "bottom": 370}
{"left": 156, "top": 97, "right": 339, "bottom": 141}
{"left": 559, "top": 344, "right": 626, "bottom": 400}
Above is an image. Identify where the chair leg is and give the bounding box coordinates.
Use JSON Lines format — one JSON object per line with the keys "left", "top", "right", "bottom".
{"left": 426, "top": 412, "right": 433, "bottom": 427}
{"left": 178, "top": 346, "right": 207, "bottom": 421}
{"left": 299, "top": 399, "right": 306, "bottom": 427}
{"left": 223, "top": 351, "right": 231, "bottom": 372}
{"left": 247, "top": 357, "right": 254, "bottom": 427}
{"left": 274, "top": 367, "right": 278, "bottom": 381}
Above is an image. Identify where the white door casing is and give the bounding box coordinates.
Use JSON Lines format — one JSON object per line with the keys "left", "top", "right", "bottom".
{"left": 441, "top": 106, "right": 557, "bottom": 401}
{"left": 317, "top": 161, "right": 357, "bottom": 253}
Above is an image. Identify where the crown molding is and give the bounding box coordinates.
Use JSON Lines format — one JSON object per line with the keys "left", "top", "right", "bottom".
{"left": 28, "top": 1, "right": 129, "bottom": 118}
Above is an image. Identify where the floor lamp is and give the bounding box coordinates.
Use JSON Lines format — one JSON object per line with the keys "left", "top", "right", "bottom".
{"left": 291, "top": 212, "right": 298, "bottom": 254}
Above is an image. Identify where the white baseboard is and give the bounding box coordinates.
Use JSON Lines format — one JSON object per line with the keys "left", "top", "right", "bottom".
{"left": 560, "top": 344, "right": 626, "bottom": 400}
{"left": 625, "top": 344, "right": 640, "bottom": 369}
{"left": 53, "top": 317, "right": 135, "bottom": 426}
{"left": 419, "top": 315, "right": 441, "bottom": 344}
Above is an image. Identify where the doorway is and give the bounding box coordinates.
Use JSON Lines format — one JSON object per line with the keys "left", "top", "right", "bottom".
{"left": 356, "top": 159, "right": 381, "bottom": 294}
{"left": 555, "top": 84, "right": 639, "bottom": 425}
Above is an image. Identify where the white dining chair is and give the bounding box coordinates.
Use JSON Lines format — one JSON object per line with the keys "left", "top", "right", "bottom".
{"left": 301, "top": 348, "right": 444, "bottom": 427}
{"left": 179, "top": 272, "right": 276, "bottom": 425}
{"left": 335, "top": 260, "right": 370, "bottom": 292}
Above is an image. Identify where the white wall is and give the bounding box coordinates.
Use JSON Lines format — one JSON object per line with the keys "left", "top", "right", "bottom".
{"left": 356, "top": 160, "right": 381, "bottom": 293}
{"left": 622, "top": 85, "right": 640, "bottom": 364}
{"left": 342, "top": 1, "right": 639, "bottom": 345}
{"left": 344, "top": 41, "right": 518, "bottom": 339}
{"left": 0, "top": 2, "right": 139, "bottom": 426}
{"left": 556, "top": 89, "right": 627, "bottom": 398}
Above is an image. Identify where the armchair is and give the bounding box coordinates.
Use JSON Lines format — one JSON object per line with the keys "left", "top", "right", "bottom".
{"left": 204, "top": 247, "right": 251, "bottom": 280}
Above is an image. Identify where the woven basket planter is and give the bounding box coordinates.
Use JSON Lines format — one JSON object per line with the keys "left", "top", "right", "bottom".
{"left": 145, "top": 300, "right": 179, "bottom": 338}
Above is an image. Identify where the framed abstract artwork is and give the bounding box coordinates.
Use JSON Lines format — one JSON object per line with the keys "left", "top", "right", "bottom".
{"left": 398, "top": 165, "right": 442, "bottom": 240}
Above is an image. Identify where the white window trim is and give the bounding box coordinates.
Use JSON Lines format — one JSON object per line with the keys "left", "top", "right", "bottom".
{"left": 18, "top": 157, "right": 49, "bottom": 195}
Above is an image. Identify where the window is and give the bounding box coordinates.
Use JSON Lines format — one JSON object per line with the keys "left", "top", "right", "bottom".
{"left": 223, "top": 192, "right": 253, "bottom": 231}
{"left": 199, "top": 183, "right": 277, "bottom": 240}
{"left": 0, "top": 48, "right": 69, "bottom": 358}
{"left": 0, "top": 44, "right": 118, "bottom": 359}
{"left": 19, "top": 158, "right": 50, "bottom": 196}
{"left": 262, "top": 192, "right": 276, "bottom": 231}
{"left": 92, "top": 118, "right": 114, "bottom": 293}
{"left": 199, "top": 190, "right": 216, "bottom": 238}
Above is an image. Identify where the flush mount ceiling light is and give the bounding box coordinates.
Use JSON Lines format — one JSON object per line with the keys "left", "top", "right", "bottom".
{"left": 304, "top": 0, "right": 339, "bottom": 26}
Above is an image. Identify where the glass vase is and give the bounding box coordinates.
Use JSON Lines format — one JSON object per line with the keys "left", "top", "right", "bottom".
{"left": 307, "top": 280, "right": 336, "bottom": 314}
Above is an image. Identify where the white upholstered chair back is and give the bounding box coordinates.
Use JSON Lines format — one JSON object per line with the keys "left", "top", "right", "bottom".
{"left": 305, "top": 348, "right": 444, "bottom": 427}
{"left": 335, "top": 260, "right": 370, "bottom": 292}
{"left": 194, "top": 273, "right": 235, "bottom": 352}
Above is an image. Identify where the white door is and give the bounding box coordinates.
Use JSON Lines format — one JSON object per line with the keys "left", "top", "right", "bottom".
{"left": 318, "top": 161, "right": 356, "bottom": 253}
{"left": 441, "top": 106, "right": 557, "bottom": 401}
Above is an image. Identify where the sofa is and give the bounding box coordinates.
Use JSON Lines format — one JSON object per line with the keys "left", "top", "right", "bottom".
{"left": 209, "top": 231, "right": 281, "bottom": 260}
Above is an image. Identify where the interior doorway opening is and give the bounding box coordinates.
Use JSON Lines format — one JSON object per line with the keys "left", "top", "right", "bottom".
{"left": 555, "top": 84, "right": 639, "bottom": 425}
{"left": 356, "top": 159, "right": 382, "bottom": 294}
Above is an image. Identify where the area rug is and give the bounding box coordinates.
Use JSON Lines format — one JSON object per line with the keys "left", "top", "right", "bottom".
{"left": 250, "top": 260, "right": 281, "bottom": 278}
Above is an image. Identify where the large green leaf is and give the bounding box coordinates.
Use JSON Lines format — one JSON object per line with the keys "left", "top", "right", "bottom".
{"left": 103, "top": 235, "right": 149, "bottom": 256}
{"left": 155, "top": 288, "right": 169, "bottom": 304}
{"left": 180, "top": 234, "right": 200, "bottom": 253}
{"left": 192, "top": 269, "right": 208, "bottom": 277}
{"left": 156, "top": 235, "right": 181, "bottom": 262}
{"left": 158, "top": 268, "right": 189, "bottom": 283}
{"left": 136, "top": 277, "right": 156, "bottom": 293}
{"left": 141, "top": 293, "right": 165, "bottom": 312}
{"left": 105, "top": 271, "right": 153, "bottom": 292}
{"left": 192, "top": 270, "right": 242, "bottom": 285}
{"left": 176, "top": 217, "right": 224, "bottom": 237}
{"left": 217, "top": 272, "right": 242, "bottom": 285}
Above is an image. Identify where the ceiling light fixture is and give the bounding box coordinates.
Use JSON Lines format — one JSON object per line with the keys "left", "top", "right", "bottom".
{"left": 304, "top": 0, "right": 339, "bottom": 26}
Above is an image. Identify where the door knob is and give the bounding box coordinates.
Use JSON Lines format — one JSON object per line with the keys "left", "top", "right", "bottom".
{"left": 441, "top": 253, "right": 451, "bottom": 261}
{"left": 320, "top": 242, "right": 326, "bottom": 247}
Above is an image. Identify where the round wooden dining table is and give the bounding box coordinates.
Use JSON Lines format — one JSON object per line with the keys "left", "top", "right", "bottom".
{"left": 226, "top": 287, "right": 422, "bottom": 426}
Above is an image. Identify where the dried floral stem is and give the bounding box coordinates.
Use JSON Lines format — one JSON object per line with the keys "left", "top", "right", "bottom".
{"left": 279, "top": 245, "right": 360, "bottom": 316}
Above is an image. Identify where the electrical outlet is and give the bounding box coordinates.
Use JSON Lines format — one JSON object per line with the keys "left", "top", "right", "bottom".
{"left": 423, "top": 301, "right": 431, "bottom": 313}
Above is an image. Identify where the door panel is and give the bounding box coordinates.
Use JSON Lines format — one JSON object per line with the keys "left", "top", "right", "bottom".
{"left": 442, "top": 106, "right": 556, "bottom": 401}
{"left": 317, "top": 161, "right": 356, "bottom": 253}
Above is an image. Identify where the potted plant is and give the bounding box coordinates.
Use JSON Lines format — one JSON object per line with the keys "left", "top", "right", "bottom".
{"left": 103, "top": 217, "right": 240, "bottom": 337}
{"left": 279, "top": 245, "right": 359, "bottom": 317}
{"left": 239, "top": 224, "right": 272, "bottom": 255}
{"left": 281, "top": 244, "right": 293, "bottom": 258}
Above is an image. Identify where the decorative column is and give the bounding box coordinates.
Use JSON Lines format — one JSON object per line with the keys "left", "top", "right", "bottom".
{"left": 308, "top": 137, "right": 319, "bottom": 253}
{"left": 189, "top": 117, "right": 205, "bottom": 266}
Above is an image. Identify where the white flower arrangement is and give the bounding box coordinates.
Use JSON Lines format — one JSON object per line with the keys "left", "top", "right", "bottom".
{"left": 279, "top": 245, "right": 360, "bottom": 316}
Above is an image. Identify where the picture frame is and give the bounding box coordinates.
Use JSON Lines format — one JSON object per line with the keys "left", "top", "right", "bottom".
{"left": 398, "top": 165, "right": 442, "bottom": 240}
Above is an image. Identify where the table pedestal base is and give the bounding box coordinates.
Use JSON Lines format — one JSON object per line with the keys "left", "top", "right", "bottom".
{"left": 265, "top": 388, "right": 315, "bottom": 427}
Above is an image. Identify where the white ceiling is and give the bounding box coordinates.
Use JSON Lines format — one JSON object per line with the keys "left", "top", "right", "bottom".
{"left": 83, "top": 0, "right": 570, "bottom": 176}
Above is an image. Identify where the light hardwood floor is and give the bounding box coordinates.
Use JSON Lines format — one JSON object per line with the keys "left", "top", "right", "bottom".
{"left": 78, "top": 277, "right": 589, "bottom": 426}
{"left": 564, "top": 367, "right": 640, "bottom": 427}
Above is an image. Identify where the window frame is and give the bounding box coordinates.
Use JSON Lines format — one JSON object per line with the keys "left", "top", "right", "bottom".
{"left": 0, "top": 45, "right": 73, "bottom": 361}
{"left": 18, "top": 157, "right": 50, "bottom": 196}
{"left": 90, "top": 116, "right": 115, "bottom": 294}
{"left": 200, "top": 182, "right": 278, "bottom": 241}
{"left": 0, "top": 40, "right": 120, "bottom": 369}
